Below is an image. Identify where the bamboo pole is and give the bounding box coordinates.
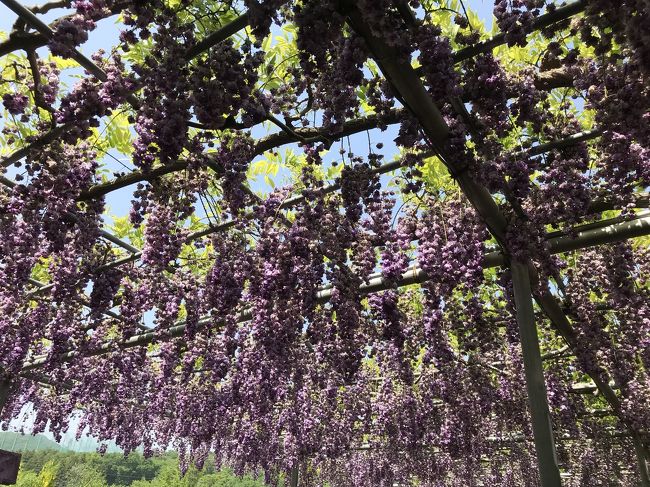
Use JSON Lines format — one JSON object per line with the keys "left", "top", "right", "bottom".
{"left": 511, "top": 262, "right": 562, "bottom": 486}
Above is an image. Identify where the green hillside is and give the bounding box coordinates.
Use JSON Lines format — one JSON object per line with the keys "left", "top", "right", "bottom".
{"left": 0, "top": 431, "right": 66, "bottom": 452}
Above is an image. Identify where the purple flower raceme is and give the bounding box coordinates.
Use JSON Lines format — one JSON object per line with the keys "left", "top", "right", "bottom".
{"left": 2, "top": 93, "right": 29, "bottom": 115}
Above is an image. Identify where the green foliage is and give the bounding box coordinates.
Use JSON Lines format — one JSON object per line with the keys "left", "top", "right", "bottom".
{"left": 258, "top": 23, "right": 299, "bottom": 92}
{"left": 120, "top": 36, "right": 153, "bottom": 67}
{"left": 420, "top": 153, "right": 455, "bottom": 193}
{"left": 15, "top": 468, "right": 40, "bottom": 487}
{"left": 109, "top": 216, "right": 143, "bottom": 249}
{"left": 58, "top": 464, "right": 107, "bottom": 487}
{"left": 131, "top": 463, "right": 200, "bottom": 487}
{"left": 16, "top": 461, "right": 58, "bottom": 487}
{"left": 40, "top": 461, "right": 57, "bottom": 487}
{"left": 195, "top": 469, "right": 266, "bottom": 487}
{"left": 104, "top": 111, "right": 134, "bottom": 156}
{"left": 15, "top": 451, "right": 264, "bottom": 487}
{"left": 248, "top": 155, "right": 281, "bottom": 189}
{"left": 14, "top": 461, "right": 58, "bottom": 487}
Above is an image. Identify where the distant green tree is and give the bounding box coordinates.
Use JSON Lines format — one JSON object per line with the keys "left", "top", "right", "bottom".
{"left": 103, "top": 453, "right": 162, "bottom": 485}
{"left": 59, "top": 463, "right": 107, "bottom": 487}
{"left": 80, "top": 452, "right": 163, "bottom": 485}
{"left": 39, "top": 461, "right": 58, "bottom": 487}
{"left": 196, "top": 471, "right": 263, "bottom": 487}
{"left": 16, "top": 450, "right": 265, "bottom": 487}
{"left": 20, "top": 451, "right": 66, "bottom": 474}
{"left": 16, "top": 460, "right": 59, "bottom": 487}
{"left": 15, "top": 468, "right": 40, "bottom": 487}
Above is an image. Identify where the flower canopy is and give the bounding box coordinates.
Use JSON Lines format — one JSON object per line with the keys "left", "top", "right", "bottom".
{"left": 0, "top": 0, "right": 649, "bottom": 485}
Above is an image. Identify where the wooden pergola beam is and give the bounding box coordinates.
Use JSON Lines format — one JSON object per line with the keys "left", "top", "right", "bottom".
{"left": 452, "top": 1, "right": 586, "bottom": 63}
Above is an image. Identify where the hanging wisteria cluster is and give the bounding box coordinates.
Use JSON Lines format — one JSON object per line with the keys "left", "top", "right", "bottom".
{"left": 0, "top": 0, "right": 649, "bottom": 485}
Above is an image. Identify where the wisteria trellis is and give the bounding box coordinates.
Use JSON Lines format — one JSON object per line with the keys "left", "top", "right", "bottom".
{"left": 0, "top": 0, "right": 649, "bottom": 485}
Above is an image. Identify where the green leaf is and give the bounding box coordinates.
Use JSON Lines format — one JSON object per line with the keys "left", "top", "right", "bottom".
{"left": 327, "top": 163, "right": 343, "bottom": 180}
{"left": 105, "top": 111, "right": 134, "bottom": 155}
{"left": 110, "top": 215, "right": 133, "bottom": 239}
{"left": 264, "top": 174, "right": 276, "bottom": 189}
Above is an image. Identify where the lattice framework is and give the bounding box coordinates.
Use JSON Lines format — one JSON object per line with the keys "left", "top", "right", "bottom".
{"left": 0, "top": 1, "right": 649, "bottom": 486}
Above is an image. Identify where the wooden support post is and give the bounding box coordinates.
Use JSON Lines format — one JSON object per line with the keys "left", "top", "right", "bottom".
{"left": 290, "top": 465, "right": 299, "bottom": 487}
{"left": 632, "top": 441, "right": 650, "bottom": 487}
{"left": 530, "top": 267, "right": 650, "bottom": 486}
{"left": 0, "top": 378, "right": 12, "bottom": 417}
{"left": 511, "top": 262, "right": 562, "bottom": 487}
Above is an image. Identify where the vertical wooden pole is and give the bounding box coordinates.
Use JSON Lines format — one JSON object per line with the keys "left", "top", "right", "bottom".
{"left": 290, "top": 465, "right": 299, "bottom": 487}
{"left": 632, "top": 439, "right": 650, "bottom": 487}
{"left": 0, "top": 377, "right": 11, "bottom": 417}
{"left": 511, "top": 262, "right": 562, "bottom": 487}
